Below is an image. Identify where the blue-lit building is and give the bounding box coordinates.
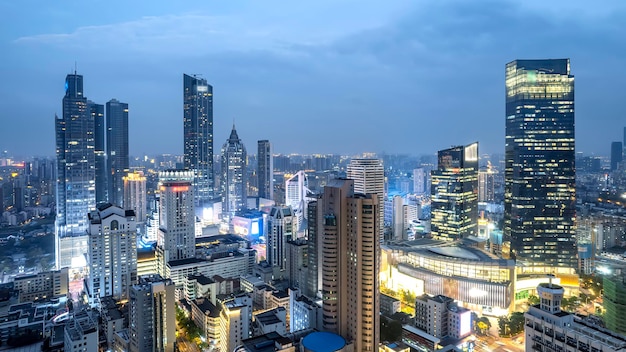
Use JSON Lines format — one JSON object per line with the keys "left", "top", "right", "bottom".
{"left": 221, "top": 125, "right": 247, "bottom": 219}
{"left": 232, "top": 210, "right": 265, "bottom": 242}
{"left": 183, "top": 74, "right": 214, "bottom": 211}
{"left": 106, "top": 99, "right": 129, "bottom": 207}
{"left": 55, "top": 73, "right": 96, "bottom": 269}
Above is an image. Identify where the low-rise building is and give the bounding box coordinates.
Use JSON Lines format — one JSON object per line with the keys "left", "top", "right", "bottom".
{"left": 64, "top": 311, "right": 99, "bottom": 352}
{"left": 414, "top": 294, "right": 472, "bottom": 340}
{"left": 525, "top": 280, "right": 626, "bottom": 352}
{"left": 12, "top": 268, "right": 68, "bottom": 303}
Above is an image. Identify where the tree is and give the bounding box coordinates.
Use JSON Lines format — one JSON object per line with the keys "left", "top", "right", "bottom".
{"left": 380, "top": 316, "right": 403, "bottom": 342}
{"left": 498, "top": 316, "right": 510, "bottom": 336}
{"left": 509, "top": 312, "right": 525, "bottom": 335}
{"left": 527, "top": 295, "right": 540, "bottom": 306}
{"left": 476, "top": 317, "right": 492, "bottom": 335}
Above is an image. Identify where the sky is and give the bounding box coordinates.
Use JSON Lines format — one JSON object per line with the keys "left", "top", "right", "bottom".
{"left": 1, "top": 0, "right": 625, "bottom": 158}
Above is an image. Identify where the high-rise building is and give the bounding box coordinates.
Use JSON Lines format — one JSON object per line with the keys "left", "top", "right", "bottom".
{"left": 478, "top": 162, "right": 496, "bottom": 203}
{"left": 157, "top": 170, "right": 195, "bottom": 270}
{"left": 505, "top": 59, "right": 576, "bottom": 271}
{"left": 319, "top": 179, "right": 379, "bottom": 351}
{"left": 220, "top": 125, "right": 247, "bottom": 218}
{"left": 430, "top": 143, "right": 479, "bottom": 241}
{"left": 603, "top": 274, "right": 626, "bottom": 335}
{"left": 347, "top": 158, "right": 385, "bottom": 244}
{"left": 392, "top": 195, "right": 404, "bottom": 240}
{"left": 183, "top": 74, "right": 214, "bottom": 210}
{"left": 611, "top": 141, "right": 623, "bottom": 171}
{"left": 91, "top": 102, "right": 106, "bottom": 204}
{"left": 129, "top": 274, "right": 176, "bottom": 352}
{"left": 257, "top": 140, "right": 273, "bottom": 200}
{"left": 267, "top": 206, "right": 295, "bottom": 280}
{"left": 285, "top": 170, "right": 311, "bottom": 228}
{"left": 106, "top": 99, "right": 129, "bottom": 207}
{"left": 87, "top": 203, "right": 137, "bottom": 301}
{"left": 286, "top": 239, "right": 308, "bottom": 289}
{"left": 123, "top": 171, "right": 147, "bottom": 223}
{"left": 413, "top": 168, "right": 425, "bottom": 195}
{"left": 306, "top": 200, "right": 320, "bottom": 298}
{"left": 55, "top": 73, "right": 96, "bottom": 269}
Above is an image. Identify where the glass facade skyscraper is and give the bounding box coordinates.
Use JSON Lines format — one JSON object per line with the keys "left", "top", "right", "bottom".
{"left": 183, "top": 74, "right": 214, "bottom": 211}
{"left": 220, "top": 125, "right": 247, "bottom": 219}
{"left": 106, "top": 99, "right": 129, "bottom": 207}
{"left": 430, "top": 143, "right": 479, "bottom": 241}
{"left": 91, "top": 101, "right": 106, "bottom": 204}
{"left": 55, "top": 73, "right": 96, "bottom": 269}
{"left": 257, "top": 140, "right": 273, "bottom": 200}
{"left": 505, "top": 59, "right": 576, "bottom": 271}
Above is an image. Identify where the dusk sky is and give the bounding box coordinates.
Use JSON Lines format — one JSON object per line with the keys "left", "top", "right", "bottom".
{"left": 1, "top": 0, "right": 625, "bottom": 158}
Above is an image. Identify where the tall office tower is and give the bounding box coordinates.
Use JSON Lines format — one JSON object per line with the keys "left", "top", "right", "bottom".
{"left": 478, "top": 161, "right": 496, "bottom": 203}
{"left": 183, "top": 74, "right": 214, "bottom": 211}
{"left": 123, "top": 171, "right": 147, "bottom": 223}
{"left": 413, "top": 168, "right": 425, "bottom": 195}
{"left": 305, "top": 200, "right": 320, "bottom": 298}
{"left": 285, "top": 170, "right": 311, "bottom": 228}
{"left": 505, "top": 59, "right": 576, "bottom": 271}
{"left": 267, "top": 206, "right": 295, "bottom": 280}
{"left": 347, "top": 158, "right": 385, "bottom": 244}
{"left": 611, "top": 141, "right": 623, "bottom": 171}
{"left": 129, "top": 275, "right": 176, "bottom": 352}
{"left": 430, "top": 143, "right": 479, "bottom": 241}
{"left": 624, "top": 127, "right": 626, "bottom": 157}
{"left": 106, "top": 99, "right": 129, "bottom": 207}
{"left": 320, "top": 179, "right": 379, "bottom": 351}
{"left": 91, "top": 102, "right": 106, "bottom": 204}
{"left": 87, "top": 203, "right": 137, "bottom": 301}
{"left": 55, "top": 73, "right": 96, "bottom": 269}
{"left": 220, "top": 125, "right": 247, "bottom": 218}
{"left": 157, "top": 170, "right": 195, "bottom": 268}
{"left": 257, "top": 140, "right": 273, "bottom": 200}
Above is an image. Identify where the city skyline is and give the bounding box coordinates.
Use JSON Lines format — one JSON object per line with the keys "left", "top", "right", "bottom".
{"left": 1, "top": 1, "right": 626, "bottom": 157}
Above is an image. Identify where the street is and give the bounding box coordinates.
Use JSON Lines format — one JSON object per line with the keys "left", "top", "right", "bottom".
{"left": 474, "top": 335, "right": 524, "bottom": 352}
{"left": 177, "top": 336, "right": 201, "bottom": 352}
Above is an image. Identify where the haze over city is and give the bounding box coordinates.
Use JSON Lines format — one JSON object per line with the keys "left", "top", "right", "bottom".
{"left": 1, "top": 0, "right": 626, "bottom": 157}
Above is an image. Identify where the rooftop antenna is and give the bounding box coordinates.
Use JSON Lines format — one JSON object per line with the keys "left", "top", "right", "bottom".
{"left": 74, "top": 61, "right": 77, "bottom": 75}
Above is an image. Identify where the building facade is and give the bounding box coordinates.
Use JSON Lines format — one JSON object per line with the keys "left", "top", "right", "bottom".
{"left": 346, "top": 158, "right": 385, "bottom": 243}
{"left": 157, "top": 170, "right": 195, "bottom": 268}
{"left": 220, "top": 125, "right": 247, "bottom": 218}
{"left": 87, "top": 203, "right": 137, "bottom": 301}
{"left": 319, "top": 179, "right": 380, "bottom": 351}
{"left": 55, "top": 73, "right": 96, "bottom": 269}
{"left": 257, "top": 140, "right": 273, "bottom": 200}
{"left": 106, "top": 99, "right": 129, "bottom": 207}
{"left": 92, "top": 102, "right": 107, "bottom": 204}
{"left": 129, "top": 275, "right": 176, "bottom": 352}
{"left": 267, "top": 206, "right": 295, "bottom": 280}
{"left": 430, "top": 143, "right": 479, "bottom": 241}
{"left": 123, "top": 171, "right": 147, "bottom": 223}
{"left": 183, "top": 74, "right": 214, "bottom": 209}
{"left": 505, "top": 59, "right": 577, "bottom": 270}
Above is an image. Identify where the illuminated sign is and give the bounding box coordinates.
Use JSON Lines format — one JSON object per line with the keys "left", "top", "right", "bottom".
{"left": 459, "top": 310, "right": 471, "bottom": 337}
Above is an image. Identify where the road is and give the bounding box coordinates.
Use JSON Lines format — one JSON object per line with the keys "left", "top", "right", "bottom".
{"left": 475, "top": 335, "right": 524, "bottom": 352}
{"left": 177, "top": 336, "right": 201, "bottom": 352}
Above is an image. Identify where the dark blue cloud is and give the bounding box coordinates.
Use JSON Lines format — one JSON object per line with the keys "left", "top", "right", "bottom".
{"left": 1, "top": 0, "right": 625, "bottom": 158}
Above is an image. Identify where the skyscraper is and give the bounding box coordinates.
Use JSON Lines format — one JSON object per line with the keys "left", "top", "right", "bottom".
{"left": 220, "top": 125, "right": 247, "bottom": 218}
{"left": 183, "top": 74, "right": 214, "bottom": 211}
{"left": 55, "top": 73, "right": 96, "bottom": 269}
{"left": 123, "top": 171, "right": 147, "bottom": 224}
{"left": 611, "top": 141, "right": 623, "bottom": 171}
{"left": 87, "top": 203, "right": 137, "bottom": 301}
{"left": 478, "top": 162, "right": 496, "bottom": 203}
{"left": 285, "top": 170, "right": 311, "bottom": 228}
{"left": 129, "top": 275, "right": 176, "bottom": 352}
{"left": 91, "top": 102, "right": 106, "bottom": 204}
{"left": 430, "top": 143, "right": 479, "bottom": 241}
{"left": 257, "top": 140, "right": 273, "bottom": 200}
{"left": 267, "top": 206, "right": 295, "bottom": 280}
{"left": 505, "top": 59, "right": 576, "bottom": 271}
{"left": 156, "top": 170, "right": 195, "bottom": 270}
{"left": 347, "top": 158, "right": 385, "bottom": 243}
{"left": 106, "top": 99, "right": 129, "bottom": 207}
{"left": 319, "top": 179, "right": 379, "bottom": 351}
